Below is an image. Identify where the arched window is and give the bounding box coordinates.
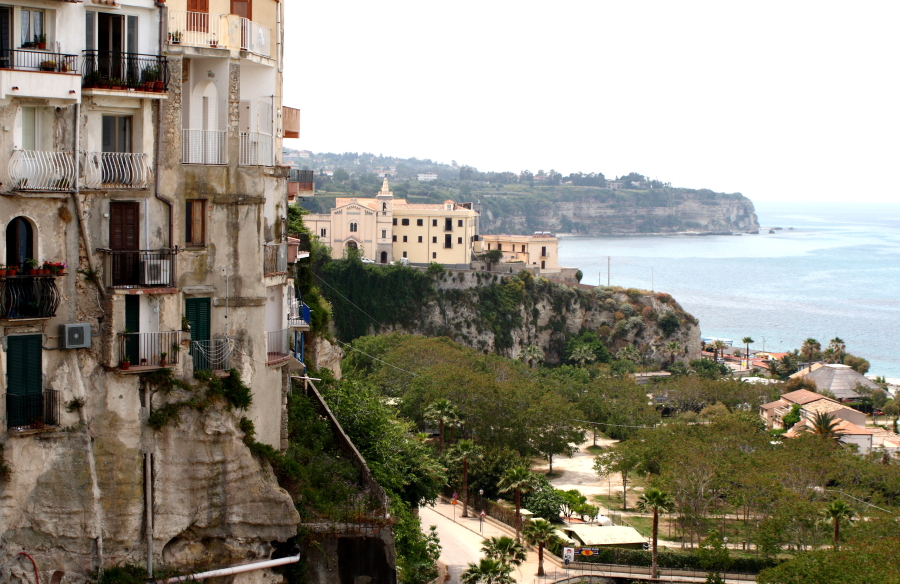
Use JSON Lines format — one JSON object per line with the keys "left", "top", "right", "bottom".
{"left": 6, "top": 217, "right": 34, "bottom": 269}
{"left": 347, "top": 241, "right": 358, "bottom": 250}
{"left": 380, "top": 251, "right": 387, "bottom": 264}
{"left": 382, "top": 202, "right": 386, "bottom": 212}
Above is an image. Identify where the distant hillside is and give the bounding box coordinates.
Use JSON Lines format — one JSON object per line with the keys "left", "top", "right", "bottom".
{"left": 288, "top": 150, "right": 759, "bottom": 235}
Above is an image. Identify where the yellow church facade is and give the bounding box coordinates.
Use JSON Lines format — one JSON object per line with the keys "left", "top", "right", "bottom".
{"left": 304, "top": 179, "right": 480, "bottom": 266}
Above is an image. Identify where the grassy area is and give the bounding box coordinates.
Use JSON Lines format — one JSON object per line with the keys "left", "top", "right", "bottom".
{"left": 586, "top": 444, "right": 604, "bottom": 455}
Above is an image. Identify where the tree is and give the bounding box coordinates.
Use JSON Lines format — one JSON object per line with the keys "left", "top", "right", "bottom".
{"left": 781, "top": 403, "right": 802, "bottom": 430}
{"left": 448, "top": 439, "right": 482, "bottom": 518}
{"left": 695, "top": 530, "right": 731, "bottom": 580}
{"left": 801, "top": 338, "right": 821, "bottom": 372}
{"left": 480, "top": 536, "right": 526, "bottom": 568}
{"left": 560, "top": 489, "right": 588, "bottom": 520}
{"left": 519, "top": 345, "right": 544, "bottom": 369}
{"left": 711, "top": 340, "right": 727, "bottom": 363}
{"left": 522, "top": 519, "right": 556, "bottom": 576}
{"left": 594, "top": 448, "right": 642, "bottom": 510}
{"left": 460, "top": 558, "right": 513, "bottom": 584}
{"left": 636, "top": 488, "right": 675, "bottom": 579}
{"left": 333, "top": 167, "right": 350, "bottom": 181}
{"left": 827, "top": 337, "right": 846, "bottom": 363}
{"left": 843, "top": 354, "right": 870, "bottom": 375}
{"left": 822, "top": 500, "right": 856, "bottom": 549}
{"left": 741, "top": 336, "right": 754, "bottom": 368}
{"left": 798, "top": 412, "right": 845, "bottom": 443}
{"left": 498, "top": 467, "right": 537, "bottom": 541}
{"left": 526, "top": 394, "right": 583, "bottom": 474}
{"left": 424, "top": 399, "right": 458, "bottom": 455}
{"left": 664, "top": 341, "right": 683, "bottom": 369}
{"left": 883, "top": 400, "right": 900, "bottom": 433}
{"left": 569, "top": 345, "right": 596, "bottom": 367}
{"left": 522, "top": 485, "right": 565, "bottom": 523}
{"left": 479, "top": 249, "right": 503, "bottom": 270}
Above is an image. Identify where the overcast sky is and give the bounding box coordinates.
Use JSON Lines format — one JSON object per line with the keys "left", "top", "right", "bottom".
{"left": 282, "top": 1, "right": 899, "bottom": 204}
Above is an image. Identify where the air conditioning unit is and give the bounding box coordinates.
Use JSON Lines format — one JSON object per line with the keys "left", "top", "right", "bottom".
{"left": 60, "top": 323, "right": 91, "bottom": 349}
{"left": 143, "top": 261, "right": 171, "bottom": 286}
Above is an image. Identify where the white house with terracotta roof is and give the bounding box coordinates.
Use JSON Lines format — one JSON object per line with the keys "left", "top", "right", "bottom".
{"left": 784, "top": 417, "right": 876, "bottom": 454}
{"left": 760, "top": 389, "right": 865, "bottom": 430}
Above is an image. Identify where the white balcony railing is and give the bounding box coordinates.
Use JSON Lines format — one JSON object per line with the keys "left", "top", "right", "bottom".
{"left": 167, "top": 10, "right": 227, "bottom": 48}
{"left": 266, "top": 328, "right": 290, "bottom": 363}
{"left": 239, "top": 132, "right": 274, "bottom": 166}
{"left": 240, "top": 18, "right": 271, "bottom": 57}
{"left": 82, "top": 152, "right": 152, "bottom": 189}
{"left": 190, "top": 338, "right": 233, "bottom": 372}
{"left": 182, "top": 129, "right": 226, "bottom": 165}
{"left": 8, "top": 150, "right": 77, "bottom": 191}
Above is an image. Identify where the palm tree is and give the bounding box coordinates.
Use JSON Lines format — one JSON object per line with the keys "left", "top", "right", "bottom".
{"left": 798, "top": 412, "right": 846, "bottom": 443}
{"left": 828, "top": 337, "right": 846, "bottom": 364}
{"left": 616, "top": 344, "right": 641, "bottom": 363}
{"left": 711, "top": 340, "right": 727, "bottom": 363}
{"left": 522, "top": 519, "right": 556, "bottom": 576}
{"left": 741, "top": 337, "right": 754, "bottom": 369}
{"left": 664, "top": 341, "right": 682, "bottom": 368}
{"left": 822, "top": 500, "right": 856, "bottom": 549}
{"left": 801, "top": 338, "right": 821, "bottom": 373}
{"left": 498, "top": 467, "right": 537, "bottom": 542}
{"left": 449, "top": 439, "right": 482, "bottom": 518}
{"left": 520, "top": 344, "right": 544, "bottom": 369}
{"left": 636, "top": 488, "right": 675, "bottom": 579}
{"left": 570, "top": 345, "right": 595, "bottom": 367}
{"left": 461, "top": 558, "right": 513, "bottom": 584}
{"left": 424, "top": 399, "right": 458, "bottom": 454}
{"left": 480, "top": 536, "right": 526, "bottom": 568}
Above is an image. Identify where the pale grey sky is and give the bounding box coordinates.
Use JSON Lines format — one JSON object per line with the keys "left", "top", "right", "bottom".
{"left": 283, "top": 1, "right": 899, "bottom": 203}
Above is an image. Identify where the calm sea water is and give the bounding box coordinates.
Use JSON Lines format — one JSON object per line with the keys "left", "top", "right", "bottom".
{"left": 558, "top": 202, "right": 900, "bottom": 378}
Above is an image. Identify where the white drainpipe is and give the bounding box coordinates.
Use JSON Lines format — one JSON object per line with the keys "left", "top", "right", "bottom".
{"left": 163, "top": 554, "right": 301, "bottom": 583}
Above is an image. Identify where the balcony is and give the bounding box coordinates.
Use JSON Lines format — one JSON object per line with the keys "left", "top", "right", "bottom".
{"left": 288, "top": 297, "right": 310, "bottom": 329}
{"left": 81, "top": 51, "right": 169, "bottom": 93}
{"left": 266, "top": 328, "right": 290, "bottom": 364}
{"left": 240, "top": 18, "right": 272, "bottom": 58}
{"left": 98, "top": 249, "right": 176, "bottom": 289}
{"left": 167, "top": 10, "right": 227, "bottom": 49}
{"left": 8, "top": 150, "right": 76, "bottom": 191}
{"left": 264, "top": 243, "right": 288, "bottom": 276}
{"left": 0, "top": 275, "right": 61, "bottom": 320}
{"left": 7, "top": 390, "right": 59, "bottom": 431}
{"left": 0, "top": 50, "right": 82, "bottom": 101}
{"left": 182, "top": 129, "right": 226, "bottom": 165}
{"left": 283, "top": 107, "right": 300, "bottom": 139}
{"left": 82, "top": 152, "right": 152, "bottom": 189}
{"left": 239, "top": 132, "right": 274, "bottom": 166}
{"left": 287, "top": 234, "right": 310, "bottom": 263}
{"left": 288, "top": 169, "right": 314, "bottom": 195}
{"left": 118, "top": 331, "right": 181, "bottom": 370}
{"left": 190, "top": 338, "right": 233, "bottom": 373}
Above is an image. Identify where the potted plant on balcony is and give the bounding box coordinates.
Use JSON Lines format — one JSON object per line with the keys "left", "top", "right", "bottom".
{"left": 159, "top": 352, "right": 168, "bottom": 368}
{"left": 181, "top": 316, "right": 192, "bottom": 344}
{"left": 25, "top": 258, "right": 39, "bottom": 275}
{"left": 40, "top": 60, "right": 56, "bottom": 72}
{"left": 110, "top": 77, "right": 124, "bottom": 90}
{"left": 0, "top": 264, "right": 6, "bottom": 277}
{"left": 6, "top": 265, "right": 18, "bottom": 276}
{"left": 169, "top": 30, "right": 182, "bottom": 44}
{"left": 209, "top": 34, "right": 218, "bottom": 48}
{"left": 120, "top": 356, "right": 131, "bottom": 370}
{"left": 142, "top": 66, "right": 160, "bottom": 92}
{"left": 36, "top": 34, "right": 46, "bottom": 50}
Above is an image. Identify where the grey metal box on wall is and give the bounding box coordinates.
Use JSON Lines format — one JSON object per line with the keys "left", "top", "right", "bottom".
{"left": 59, "top": 323, "right": 91, "bottom": 349}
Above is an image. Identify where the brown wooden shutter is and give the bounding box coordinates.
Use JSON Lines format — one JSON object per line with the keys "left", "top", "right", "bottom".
{"left": 110, "top": 202, "right": 140, "bottom": 251}
{"left": 188, "top": 0, "right": 209, "bottom": 12}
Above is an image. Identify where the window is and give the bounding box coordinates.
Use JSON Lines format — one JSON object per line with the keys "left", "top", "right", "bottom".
{"left": 86, "top": 12, "right": 138, "bottom": 55}
{"left": 418, "top": 236, "right": 423, "bottom": 243}
{"left": 444, "top": 218, "right": 452, "bottom": 231}
{"left": 458, "top": 219, "right": 463, "bottom": 227}
{"left": 521, "top": 245, "right": 526, "bottom": 252}
{"left": 320, "top": 228, "right": 327, "bottom": 237}
{"left": 432, "top": 219, "right": 437, "bottom": 227}
{"left": 432, "top": 236, "right": 437, "bottom": 244}
{"left": 349, "top": 222, "right": 357, "bottom": 232}
{"left": 185, "top": 200, "right": 206, "bottom": 244}
{"left": 432, "top": 252, "right": 436, "bottom": 259}
{"left": 102, "top": 116, "right": 133, "bottom": 153}
{"left": 541, "top": 246, "right": 547, "bottom": 256}
{"left": 444, "top": 234, "right": 452, "bottom": 248}
{"left": 402, "top": 251, "right": 407, "bottom": 258}
{"left": 402, "top": 236, "right": 407, "bottom": 243}
{"left": 541, "top": 260, "right": 546, "bottom": 269}
{"left": 6, "top": 335, "right": 43, "bottom": 429}
{"left": 401, "top": 218, "right": 410, "bottom": 226}
{"left": 458, "top": 237, "right": 462, "bottom": 244}
{"left": 392, "top": 235, "right": 396, "bottom": 242}
{"left": 381, "top": 229, "right": 386, "bottom": 239}
{"left": 392, "top": 218, "right": 397, "bottom": 225}
{"left": 416, "top": 219, "right": 423, "bottom": 226}
{"left": 20, "top": 9, "right": 43, "bottom": 47}
{"left": 487, "top": 243, "right": 491, "bottom": 250}
{"left": 21, "top": 107, "right": 36, "bottom": 151}
{"left": 498, "top": 244, "right": 502, "bottom": 251}
{"left": 6, "top": 216, "right": 34, "bottom": 269}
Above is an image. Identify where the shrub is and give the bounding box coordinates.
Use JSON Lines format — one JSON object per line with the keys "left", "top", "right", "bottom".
{"left": 618, "top": 303, "right": 635, "bottom": 317}
{"left": 614, "top": 311, "right": 625, "bottom": 321}
{"left": 625, "top": 288, "right": 642, "bottom": 299}
{"left": 657, "top": 311, "right": 681, "bottom": 336}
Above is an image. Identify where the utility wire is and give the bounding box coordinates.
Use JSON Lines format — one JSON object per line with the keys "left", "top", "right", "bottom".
{"left": 312, "top": 272, "right": 391, "bottom": 332}
{"left": 335, "top": 338, "right": 419, "bottom": 378}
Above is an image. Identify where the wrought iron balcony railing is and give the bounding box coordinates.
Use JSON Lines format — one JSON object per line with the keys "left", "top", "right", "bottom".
{"left": 182, "top": 129, "right": 227, "bottom": 165}
{"left": 0, "top": 49, "right": 79, "bottom": 73}
{"left": 8, "top": 150, "right": 77, "bottom": 191}
{"left": 0, "top": 275, "right": 61, "bottom": 320}
{"left": 7, "top": 390, "right": 59, "bottom": 430}
{"left": 266, "top": 328, "right": 290, "bottom": 363}
{"left": 190, "top": 338, "right": 233, "bottom": 372}
{"left": 98, "top": 249, "right": 176, "bottom": 289}
{"left": 81, "top": 50, "right": 169, "bottom": 92}
{"left": 82, "top": 152, "right": 152, "bottom": 189}
{"left": 263, "top": 243, "right": 288, "bottom": 275}
{"left": 118, "top": 331, "right": 181, "bottom": 369}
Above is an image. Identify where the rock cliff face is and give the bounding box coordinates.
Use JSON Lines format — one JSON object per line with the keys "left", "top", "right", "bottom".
{"left": 375, "top": 270, "right": 701, "bottom": 365}
{"left": 478, "top": 189, "right": 760, "bottom": 235}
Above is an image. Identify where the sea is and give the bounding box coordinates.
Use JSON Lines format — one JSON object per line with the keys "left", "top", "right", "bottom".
{"left": 557, "top": 202, "right": 900, "bottom": 379}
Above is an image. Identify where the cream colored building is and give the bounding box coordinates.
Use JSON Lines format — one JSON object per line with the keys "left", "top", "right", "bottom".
{"left": 305, "top": 179, "right": 480, "bottom": 267}
{"left": 480, "top": 233, "right": 559, "bottom": 271}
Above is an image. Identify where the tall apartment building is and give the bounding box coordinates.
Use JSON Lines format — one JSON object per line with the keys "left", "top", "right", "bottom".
{"left": 0, "top": 0, "right": 305, "bottom": 576}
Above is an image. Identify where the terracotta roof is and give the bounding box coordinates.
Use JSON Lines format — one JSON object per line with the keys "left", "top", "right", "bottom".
{"left": 785, "top": 418, "right": 874, "bottom": 438}
{"left": 782, "top": 389, "right": 835, "bottom": 406}
{"left": 760, "top": 400, "right": 785, "bottom": 411}
{"left": 803, "top": 400, "right": 854, "bottom": 416}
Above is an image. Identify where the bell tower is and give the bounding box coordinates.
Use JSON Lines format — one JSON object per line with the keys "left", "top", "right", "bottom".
{"left": 375, "top": 177, "right": 394, "bottom": 215}
{"left": 375, "top": 177, "right": 394, "bottom": 264}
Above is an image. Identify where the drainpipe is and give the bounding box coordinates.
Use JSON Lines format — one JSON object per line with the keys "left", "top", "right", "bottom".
{"left": 155, "top": 4, "right": 173, "bottom": 249}
{"left": 144, "top": 450, "right": 154, "bottom": 577}
{"left": 71, "top": 103, "right": 107, "bottom": 301}
{"left": 163, "top": 554, "right": 301, "bottom": 583}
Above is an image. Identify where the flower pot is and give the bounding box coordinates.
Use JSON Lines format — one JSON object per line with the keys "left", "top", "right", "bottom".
{"left": 0, "top": 270, "right": 7, "bottom": 276}
{"left": 38, "top": 43, "right": 46, "bottom": 50}
{"left": 7, "top": 269, "right": 17, "bottom": 276}
{"left": 154, "top": 81, "right": 164, "bottom": 91}
{"left": 29, "top": 269, "right": 38, "bottom": 275}
{"left": 159, "top": 358, "right": 167, "bottom": 368}
{"left": 120, "top": 361, "right": 131, "bottom": 370}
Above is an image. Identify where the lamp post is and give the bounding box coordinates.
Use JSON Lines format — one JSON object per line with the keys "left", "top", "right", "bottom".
{"left": 479, "top": 489, "right": 484, "bottom": 532}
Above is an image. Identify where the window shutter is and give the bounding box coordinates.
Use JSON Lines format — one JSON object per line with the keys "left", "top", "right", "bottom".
{"left": 85, "top": 12, "right": 95, "bottom": 51}
{"left": 7, "top": 335, "right": 42, "bottom": 395}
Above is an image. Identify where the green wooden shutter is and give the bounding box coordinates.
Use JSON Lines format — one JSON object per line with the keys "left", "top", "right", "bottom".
{"left": 186, "top": 298, "right": 211, "bottom": 371}
{"left": 7, "top": 335, "right": 41, "bottom": 396}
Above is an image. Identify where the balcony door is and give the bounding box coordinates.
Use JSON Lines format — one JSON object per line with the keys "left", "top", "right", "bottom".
{"left": 0, "top": 8, "right": 11, "bottom": 69}
{"left": 231, "top": 0, "right": 251, "bottom": 18}
{"left": 186, "top": 298, "right": 211, "bottom": 371}
{"left": 88, "top": 12, "right": 137, "bottom": 83}
{"left": 6, "top": 335, "right": 42, "bottom": 429}
{"left": 102, "top": 115, "right": 132, "bottom": 185}
{"left": 109, "top": 201, "right": 140, "bottom": 286}
{"left": 187, "top": 0, "right": 209, "bottom": 33}
{"left": 6, "top": 216, "right": 33, "bottom": 269}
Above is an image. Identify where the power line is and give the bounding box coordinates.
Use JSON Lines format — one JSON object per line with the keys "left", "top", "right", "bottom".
{"left": 334, "top": 338, "right": 419, "bottom": 378}
{"left": 312, "top": 272, "right": 390, "bottom": 332}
